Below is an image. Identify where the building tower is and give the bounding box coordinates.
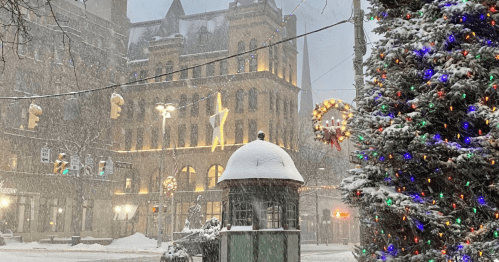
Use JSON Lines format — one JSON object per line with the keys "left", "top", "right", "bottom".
{"left": 157, "top": 0, "right": 185, "bottom": 37}
{"left": 299, "top": 35, "right": 313, "bottom": 118}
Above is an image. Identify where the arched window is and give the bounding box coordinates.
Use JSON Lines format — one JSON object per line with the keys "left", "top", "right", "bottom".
{"left": 139, "top": 70, "right": 147, "bottom": 84}
{"left": 179, "top": 166, "right": 196, "bottom": 191}
{"left": 155, "top": 64, "right": 162, "bottom": 82}
{"left": 233, "top": 202, "right": 252, "bottom": 226}
{"left": 283, "top": 99, "right": 288, "bottom": 120}
{"left": 207, "top": 165, "right": 224, "bottom": 189}
{"left": 129, "top": 72, "right": 137, "bottom": 83}
{"left": 286, "top": 203, "right": 297, "bottom": 229}
{"left": 273, "top": 46, "right": 279, "bottom": 74}
{"left": 235, "top": 89, "right": 244, "bottom": 113}
{"left": 191, "top": 93, "right": 199, "bottom": 117}
{"left": 179, "top": 94, "right": 187, "bottom": 117}
{"left": 275, "top": 92, "right": 280, "bottom": 116}
{"left": 249, "top": 38, "right": 258, "bottom": 72}
{"left": 288, "top": 64, "right": 292, "bottom": 83}
{"left": 165, "top": 61, "right": 173, "bottom": 81}
{"left": 268, "top": 41, "right": 273, "bottom": 73}
{"left": 248, "top": 88, "right": 258, "bottom": 111}
{"left": 269, "top": 91, "right": 274, "bottom": 112}
{"left": 237, "top": 41, "right": 245, "bottom": 73}
{"left": 260, "top": 202, "right": 282, "bottom": 229}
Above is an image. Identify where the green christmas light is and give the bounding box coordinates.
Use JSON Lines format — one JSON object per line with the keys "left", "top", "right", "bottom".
{"left": 429, "top": 103, "right": 434, "bottom": 108}
{"left": 370, "top": 17, "right": 374, "bottom": 20}
{"left": 467, "top": 153, "right": 473, "bottom": 158}
{"left": 491, "top": 75, "right": 494, "bottom": 81}
{"left": 427, "top": 240, "right": 431, "bottom": 245}
{"left": 373, "top": 152, "right": 378, "bottom": 157}
{"left": 473, "top": 208, "right": 477, "bottom": 213}
{"left": 475, "top": 54, "right": 481, "bottom": 59}
{"left": 363, "top": 248, "right": 367, "bottom": 254}
{"left": 494, "top": 231, "right": 499, "bottom": 238}
{"left": 381, "top": 230, "right": 384, "bottom": 234}
{"left": 462, "top": 93, "right": 466, "bottom": 99}
{"left": 421, "top": 120, "right": 426, "bottom": 127}
{"left": 439, "top": 192, "right": 444, "bottom": 198}
{"left": 359, "top": 136, "right": 364, "bottom": 141}
{"left": 466, "top": 181, "right": 470, "bottom": 186}
{"left": 410, "top": 86, "right": 415, "bottom": 91}
{"left": 456, "top": 218, "right": 461, "bottom": 224}
{"left": 386, "top": 198, "right": 393, "bottom": 206}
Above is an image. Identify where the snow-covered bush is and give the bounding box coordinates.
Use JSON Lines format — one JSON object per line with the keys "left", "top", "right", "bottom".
{"left": 160, "top": 242, "right": 191, "bottom": 262}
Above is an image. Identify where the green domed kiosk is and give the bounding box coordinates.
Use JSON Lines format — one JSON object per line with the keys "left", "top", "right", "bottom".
{"left": 218, "top": 131, "right": 304, "bottom": 262}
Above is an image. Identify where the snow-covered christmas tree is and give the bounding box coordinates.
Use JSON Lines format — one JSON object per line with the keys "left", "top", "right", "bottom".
{"left": 341, "top": 0, "right": 499, "bottom": 261}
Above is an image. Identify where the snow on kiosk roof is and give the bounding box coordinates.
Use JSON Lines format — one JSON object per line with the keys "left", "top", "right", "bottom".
{"left": 218, "top": 134, "right": 304, "bottom": 183}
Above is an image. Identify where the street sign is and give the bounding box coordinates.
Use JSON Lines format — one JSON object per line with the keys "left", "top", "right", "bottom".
{"left": 41, "top": 147, "right": 50, "bottom": 163}
{"left": 70, "top": 156, "right": 80, "bottom": 170}
{"left": 115, "top": 161, "right": 133, "bottom": 169}
{"left": 106, "top": 159, "right": 113, "bottom": 175}
{"left": 85, "top": 156, "right": 94, "bottom": 166}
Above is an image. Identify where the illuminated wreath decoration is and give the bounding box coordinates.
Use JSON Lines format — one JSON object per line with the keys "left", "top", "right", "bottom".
{"left": 163, "top": 176, "right": 177, "bottom": 196}
{"left": 312, "top": 98, "right": 353, "bottom": 151}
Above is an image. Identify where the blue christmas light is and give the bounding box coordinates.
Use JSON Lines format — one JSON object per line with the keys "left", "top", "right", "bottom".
{"left": 439, "top": 74, "right": 449, "bottom": 82}
{"left": 379, "top": 156, "right": 385, "bottom": 161}
{"left": 435, "top": 168, "right": 440, "bottom": 173}
{"left": 463, "top": 122, "right": 469, "bottom": 129}
{"left": 462, "top": 255, "right": 470, "bottom": 262}
{"left": 434, "top": 133, "right": 441, "bottom": 140}
{"left": 387, "top": 244, "right": 394, "bottom": 252}
{"left": 448, "top": 35, "right": 455, "bottom": 42}
{"left": 480, "top": 14, "right": 486, "bottom": 20}
{"left": 464, "top": 137, "right": 471, "bottom": 144}
{"left": 477, "top": 196, "right": 486, "bottom": 205}
{"left": 458, "top": 244, "right": 464, "bottom": 250}
{"left": 424, "top": 69, "right": 434, "bottom": 80}
{"left": 404, "top": 153, "right": 412, "bottom": 159}
{"left": 415, "top": 220, "right": 424, "bottom": 231}
{"left": 462, "top": 15, "right": 467, "bottom": 22}
{"left": 468, "top": 105, "right": 476, "bottom": 112}
{"left": 411, "top": 176, "right": 415, "bottom": 182}
{"left": 364, "top": 155, "right": 369, "bottom": 161}
{"left": 487, "top": 40, "right": 492, "bottom": 45}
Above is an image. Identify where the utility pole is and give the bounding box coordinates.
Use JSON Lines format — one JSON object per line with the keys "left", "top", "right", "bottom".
{"left": 353, "top": 0, "right": 366, "bottom": 102}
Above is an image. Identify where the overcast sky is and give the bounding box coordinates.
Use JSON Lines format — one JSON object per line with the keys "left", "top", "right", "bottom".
{"left": 127, "top": 0, "right": 381, "bottom": 107}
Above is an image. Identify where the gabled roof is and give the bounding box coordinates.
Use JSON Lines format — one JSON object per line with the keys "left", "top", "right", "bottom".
{"left": 157, "top": 0, "right": 185, "bottom": 37}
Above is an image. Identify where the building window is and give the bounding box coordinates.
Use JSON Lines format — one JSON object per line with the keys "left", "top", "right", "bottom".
{"left": 138, "top": 99, "right": 145, "bottom": 121}
{"left": 125, "top": 178, "right": 132, "bottom": 189}
{"left": 180, "top": 66, "right": 188, "bottom": 79}
{"left": 219, "top": 59, "right": 227, "bottom": 76}
{"left": 289, "top": 128, "right": 294, "bottom": 150}
{"left": 235, "top": 120, "right": 243, "bottom": 144}
{"left": 139, "top": 70, "right": 147, "bottom": 84}
{"left": 275, "top": 125, "right": 279, "bottom": 144}
{"left": 191, "top": 93, "right": 199, "bottom": 117}
{"left": 233, "top": 202, "right": 252, "bottom": 226}
{"left": 248, "top": 88, "right": 257, "bottom": 111}
{"left": 190, "top": 124, "right": 198, "bottom": 147}
{"left": 124, "top": 101, "right": 133, "bottom": 120}
{"left": 193, "top": 65, "right": 201, "bottom": 78}
{"left": 82, "top": 200, "right": 93, "bottom": 232}
{"left": 163, "top": 126, "right": 171, "bottom": 149}
{"left": 179, "top": 166, "right": 196, "bottom": 191}
{"left": 206, "top": 63, "right": 214, "bottom": 77}
{"left": 276, "top": 92, "right": 280, "bottom": 116}
{"left": 205, "top": 202, "right": 221, "bottom": 220}
{"left": 206, "top": 122, "right": 213, "bottom": 146}
{"left": 268, "top": 41, "right": 273, "bottom": 73}
{"left": 283, "top": 100, "right": 288, "bottom": 120}
{"left": 235, "top": 89, "right": 244, "bottom": 113}
{"left": 165, "top": 61, "right": 173, "bottom": 81}
{"left": 288, "top": 65, "right": 292, "bottom": 83}
{"left": 178, "top": 124, "right": 186, "bottom": 147}
{"left": 273, "top": 46, "right": 279, "bottom": 75}
{"left": 155, "top": 64, "right": 162, "bottom": 82}
{"left": 283, "top": 126, "right": 288, "bottom": 148}
{"left": 269, "top": 121, "right": 273, "bottom": 142}
{"left": 237, "top": 41, "right": 245, "bottom": 73}
{"left": 248, "top": 120, "right": 257, "bottom": 141}
{"left": 287, "top": 203, "right": 296, "bottom": 229}
{"left": 39, "top": 198, "right": 65, "bottom": 232}
{"left": 151, "top": 126, "right": 159, "bottom": 149}
{"left": 269, "top": 91, "right": 274, "bottom": 112}
{"left": 206, "top": 94, "right": 214, "bottom": 116}
{"left": 129, "top": 72, "right": 137, "bottom": 83}
{"left": 207, "top": 165, "right": 224, "bottom": 189}
{"left": 176, "top": 202, "right": 191, "bottom": 232}
{"left": 249, "top": 38, "right": 257, "bottom": 72}
{"left": 260, "top": 203, "right": 281, "bottom": 229}
{"left": 136, "top": 128, "right": 144, "bottom": 150}
{"left": 17, "top": 196, "right": 32, "bottom": 233}
{"left": 179, "top": 95, "right": 187, "bottom": 117}
{"left": 125, "top": 129, "right": 133, "bottom": 151}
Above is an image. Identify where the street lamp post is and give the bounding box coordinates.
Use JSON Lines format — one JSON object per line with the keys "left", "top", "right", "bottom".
{"left": 316, "top": 167, "right": 325, "bottom": 246}
{"left": 156, "top": 103, "right": 175, "bottom": 248}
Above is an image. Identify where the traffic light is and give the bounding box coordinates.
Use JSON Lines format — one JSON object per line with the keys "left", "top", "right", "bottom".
{"left": 28, "top": 102, "right": 42, "bottom": 129}
{"left": 98, "top": 161, "right": 106, "bottom": 176}
{"left": 110, "top": 92, "right": 124, "bottom": 119}
{"left": 152, "top": 207, "right": 158, "bottom": 213}
{"left": 53, "top": 153, "right": 68, "bottom": 174}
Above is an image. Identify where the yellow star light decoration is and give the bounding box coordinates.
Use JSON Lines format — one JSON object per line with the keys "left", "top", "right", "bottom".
{"left": 210, "top": 92, "right": 229, "bottom": 152}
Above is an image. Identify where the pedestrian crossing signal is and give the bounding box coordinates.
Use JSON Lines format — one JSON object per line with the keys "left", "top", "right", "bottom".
{"left": 98, "top": 161, "right": 106, "bottom": 176}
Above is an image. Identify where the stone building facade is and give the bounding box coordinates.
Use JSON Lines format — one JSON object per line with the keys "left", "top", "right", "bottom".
{"left": 0, "top": 0, "right": 128, "bottom": 241}
{"left": 111, "top": 0, "right": 300, "bottom": 240}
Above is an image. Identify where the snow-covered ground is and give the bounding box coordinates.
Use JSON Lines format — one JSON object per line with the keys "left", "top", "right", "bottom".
{"left": 0, "top": 233, "right": 356, "bottom": 261}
